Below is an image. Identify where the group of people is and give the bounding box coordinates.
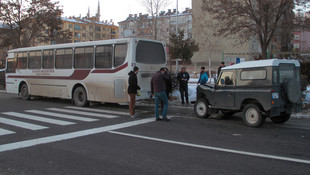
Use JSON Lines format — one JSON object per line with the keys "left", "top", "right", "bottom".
{"left": 127, "top": 66, "right": 172, "bottom": 121}
{"left": 127, "top": 62, "right": 225, "bottom": 121}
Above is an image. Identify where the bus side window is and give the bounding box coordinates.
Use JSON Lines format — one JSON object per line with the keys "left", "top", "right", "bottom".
{"left": 95, "top": 45, "right": 112, "bottom": 68}
{"left": 17, "top": 52, "right": 28, "bottom": 69}
{"left": 28, "top": 51, "right": 42, "bottom": 69}
{"left": 114, "top": 44, "right": 127, "bottom": 68}
{"left": 55, "top": 48, "right": 73, "bottom": 69}
{"left": 75, "top": 47, "right": 94, "bottom": 69}
{"left": 6, "top": 58, "right": 16, "bottom": 73}
{"left": 43, "top": 50, "right": 55, "bottom": 69}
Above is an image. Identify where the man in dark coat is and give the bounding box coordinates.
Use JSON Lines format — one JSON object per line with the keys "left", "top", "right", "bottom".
{"left": 151, "top": 67, "right": 170, "bottom": 121}
{"left": 177, "top": 67, "right": 190, "bottom": 104}
{"left": 128, "top": 66, "right": 140, "bottom": 118}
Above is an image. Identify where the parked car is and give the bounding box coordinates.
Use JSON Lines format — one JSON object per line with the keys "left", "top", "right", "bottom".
{"left": 194, "top": 59, "right": 303, "bottom": 127}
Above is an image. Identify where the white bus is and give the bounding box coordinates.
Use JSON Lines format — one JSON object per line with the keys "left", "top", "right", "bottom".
{"left": 5, "top": 38, "right": 167, "bottom": 106}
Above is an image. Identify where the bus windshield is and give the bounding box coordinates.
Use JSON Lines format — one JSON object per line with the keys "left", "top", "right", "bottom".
{"left": 136, "top": 41, "right": 165, "bottom": 64}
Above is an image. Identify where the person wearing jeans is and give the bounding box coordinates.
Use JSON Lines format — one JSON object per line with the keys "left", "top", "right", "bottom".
{"left": 151, "top": 68, "right": 170, "bottom": 121}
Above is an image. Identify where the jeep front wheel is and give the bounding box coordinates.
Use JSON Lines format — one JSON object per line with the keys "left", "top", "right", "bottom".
{"left": 242, "top": 104, "right": 265, "bottom": 127}
{"left": 194, "top": 99, "right": 210, "bottom": 118}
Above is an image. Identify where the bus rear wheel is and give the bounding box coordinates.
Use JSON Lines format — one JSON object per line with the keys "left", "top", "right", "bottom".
{"left": 20, "top": 83, "right": 30, "bottom": 100}
{"left": 73, "top": 87, "right": 89, "bottom": 107}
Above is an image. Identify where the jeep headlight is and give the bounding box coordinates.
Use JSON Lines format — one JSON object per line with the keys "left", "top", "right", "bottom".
{"left": 272, "top": 92, "right": 279, "bottom": 99}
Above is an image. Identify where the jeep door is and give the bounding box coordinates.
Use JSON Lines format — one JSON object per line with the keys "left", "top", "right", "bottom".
{"left": 215, "top": 71, "right": 235, "bottom": 109}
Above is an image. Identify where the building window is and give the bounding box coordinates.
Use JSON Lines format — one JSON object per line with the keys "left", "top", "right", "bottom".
{"left": 69, "top": 24, "right": 73, "bottom": 28}
{"left": 74, "top": 24, "right": 81, "bottom": 31}
{"left": 74, "top": 32, "right": 81, "bottom": 39}
{"left": 294, "top": 43, "right": 300, "bottom": 49}
{"left": 95, "top": 33, "right": 101, "bottom": 39}
{"left": 95, "top": 26, "right": 101, "bottom": 32}
{"left": 294, "top": 35, "right": 300, "bottom": 40}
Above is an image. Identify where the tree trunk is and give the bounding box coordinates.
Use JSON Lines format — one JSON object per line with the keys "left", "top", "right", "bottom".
{"left": 262, "top": 44, "right": 268, "bottom": 60}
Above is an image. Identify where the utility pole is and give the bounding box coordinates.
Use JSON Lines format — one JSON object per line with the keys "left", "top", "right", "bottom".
{"left": 175, "top": 0, "right": 179, "bottom": 73}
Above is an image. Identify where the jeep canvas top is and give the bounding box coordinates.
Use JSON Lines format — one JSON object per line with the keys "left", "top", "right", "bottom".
{"left": 194, "top": 59, "right": 303, "bottom": 128}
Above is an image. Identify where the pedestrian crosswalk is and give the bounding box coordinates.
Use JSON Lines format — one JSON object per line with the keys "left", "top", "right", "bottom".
{"left": 0, "top": 106, "right": 129, "bottom": 136}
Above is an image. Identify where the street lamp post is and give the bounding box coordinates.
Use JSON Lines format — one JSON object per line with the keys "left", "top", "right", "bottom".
{"left": 176, "top": 0, "right": 178, "bottom": 35}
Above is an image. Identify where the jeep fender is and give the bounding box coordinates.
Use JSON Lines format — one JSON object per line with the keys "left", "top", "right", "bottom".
{"left": 238, "top": 99, "right": 269, "bottom": 113}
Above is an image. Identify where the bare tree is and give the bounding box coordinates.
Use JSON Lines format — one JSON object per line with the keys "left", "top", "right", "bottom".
{"left": 202, "top": 0, "right": 309, "bottom": 59}
{"left": 0, "top": 0, "right": 71, "bottom": 48}
{"left": 140, "top": 0, "right": 171, "bottom": 40}
{"left": 193, "top": 12, "right": 223, "bottom": 76}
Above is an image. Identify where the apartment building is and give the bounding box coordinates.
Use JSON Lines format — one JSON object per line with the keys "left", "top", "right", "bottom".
{"left": 61, "top": 17, "right": 118, "bottom": 43}
{"left": 118, "top": 8, "right": 192, "bottom": 44}
{"left": 192, "top": 0, "right": 260, "bottom": 75}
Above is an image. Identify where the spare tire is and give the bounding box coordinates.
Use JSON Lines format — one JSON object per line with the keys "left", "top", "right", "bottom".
{"left": 282, "top": 79, "right": 301, "bottom": 104}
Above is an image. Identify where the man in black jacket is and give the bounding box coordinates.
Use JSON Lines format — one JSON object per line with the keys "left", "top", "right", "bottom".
{"left": 128, "top": 66, "right": 140, "bottom": 118}
{"left": 177, "top": 67, "right": 190, "bottom": 104}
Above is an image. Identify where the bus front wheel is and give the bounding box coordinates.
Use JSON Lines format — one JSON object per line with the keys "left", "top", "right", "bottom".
{"left": 20, "top": 83, "right": 30, "bottom": 100}
{"left": 73, "top": 87, "right": 89, "bottom": 107}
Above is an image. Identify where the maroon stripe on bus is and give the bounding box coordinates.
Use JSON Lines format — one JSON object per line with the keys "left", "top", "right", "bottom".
{"left": 91, "top": 62, "right": 128, "bottom": 73}
{"left": 7, "top": 70, "right": 91, "bottom": 80}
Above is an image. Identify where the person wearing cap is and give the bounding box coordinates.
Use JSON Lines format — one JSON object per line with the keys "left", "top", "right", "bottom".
{"left": 197, "top": 66, "right": 208, "bottom": 85}
{"left": 151, "top": 67, "right": 170, "bottom": 121}
{"left": 128, "top": 66, "right": 140, "bottom": 118}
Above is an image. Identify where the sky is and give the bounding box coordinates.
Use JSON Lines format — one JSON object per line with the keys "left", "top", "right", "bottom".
{"left": 54, "top": 0, "right": 192, "bottom": 25}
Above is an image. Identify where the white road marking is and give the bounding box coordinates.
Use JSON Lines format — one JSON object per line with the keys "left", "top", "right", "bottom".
{"left": 65, "top": 106, "right": 129, "bottom": 115}
{"left": 0, "top": 118, "right": 154, "bottom": 153}
{"left": 2, "top": 112, "right": 75, "bottom": 126}
{"left": 47, "top": 108, "right": 118, "bottom": 119}
{"left": 26, "top": 110, "right": 98, "bottom": 122}
{"left": 0, "top": 128, "right": 15, "bottom": 136}
{"left": 109, "top": 131, "right": 310, "bottom": 165}
{"left": 0, "top": 117, "right": 48, "bottom": 130}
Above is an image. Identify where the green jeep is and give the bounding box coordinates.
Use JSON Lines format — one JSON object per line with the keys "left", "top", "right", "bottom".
{"left": 194, "top": 59, "right": 303, "bottom": 127}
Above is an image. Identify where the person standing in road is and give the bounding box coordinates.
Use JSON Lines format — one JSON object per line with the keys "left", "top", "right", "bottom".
{"left": 218, "top": 61, "right": 225, "bottom": 77}
{"left": 197, "top": 66, "right": 208, "bottom": 85}
{"left": 128, "top": 66, "right": 140, "bottom": 118}
{"left": 151, "top": 67, "right": 170, "bottom": 121}
{"left": 177, "top": 67, "right": 190, "bottom": 105}
{"left": 161, "top": 68, "right": 172, "bottom": 115}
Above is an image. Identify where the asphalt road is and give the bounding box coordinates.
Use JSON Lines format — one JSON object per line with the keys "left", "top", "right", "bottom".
{"left": 0, "top": 92, "right": 310, "bottom": 175}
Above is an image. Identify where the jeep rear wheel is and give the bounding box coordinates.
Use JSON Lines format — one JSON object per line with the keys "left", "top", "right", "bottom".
{"left": 242, "top": 104, "right": 265, "bottom": 127}
{"left": 270, "top": 114, "right": 290, "bottom": 124}
{"left": 194, "top": 99, "right": 210, "bottom": 118}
